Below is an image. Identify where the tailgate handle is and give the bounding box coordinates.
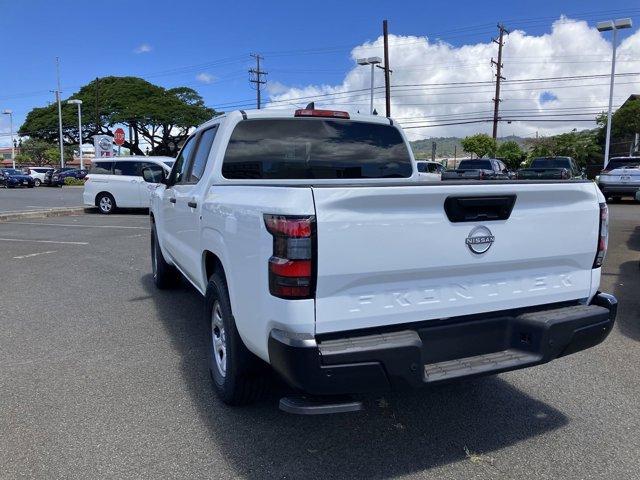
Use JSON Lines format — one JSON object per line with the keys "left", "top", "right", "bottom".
{"left": 444, "top": 195, "right": 516, "bottom": 222}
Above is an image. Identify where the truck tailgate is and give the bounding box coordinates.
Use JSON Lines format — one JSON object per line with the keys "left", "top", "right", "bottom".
{"left": 312, "top": 182, "right": 599, "bottom": 334}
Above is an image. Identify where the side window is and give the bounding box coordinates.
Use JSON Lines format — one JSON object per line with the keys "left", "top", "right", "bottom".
{"left": 188, "top": 126, "right": 218, "bottom": 183}
{"left": 141, "top": 162, "right": 165, "bottom": 183}
{"left": 113, "top": 161, "right": 140, "bottom": 176}
{"left": 416, "top": 162, "right": 427, "bottom": 173}
{"left": 170, "top": 136, "right": 197, "bottom": 185}
{"left": 427, "top": 163, "right": 437, "bottom": 173}
{"left": 90, "top": 162, "right": 113, "bottom": 174}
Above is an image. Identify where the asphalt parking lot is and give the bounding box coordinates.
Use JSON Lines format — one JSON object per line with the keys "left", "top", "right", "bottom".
{"left": 0, "top": 186, "right": 84, "bottom": 213}
{"left": 1, "top": 204, "right": 639, "bottom": 479}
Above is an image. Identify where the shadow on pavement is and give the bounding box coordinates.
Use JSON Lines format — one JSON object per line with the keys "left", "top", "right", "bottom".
{"left": 141, "top": 274, "right": 568, "bottom": 479}
{"left": 612, "top": 259, "right": 640, "bottom": 342}
{"left": 84, "top": 207, "right": 150, "bottom": 216}
{"left": 625, "top": 225, "right": 640, "bottom": 252}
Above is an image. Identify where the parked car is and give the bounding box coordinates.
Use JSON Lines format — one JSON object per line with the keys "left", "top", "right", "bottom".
{"left": 0, "top": 168, "right": 36, "bottom": 188}
{"left": 56, "top": 168, "right": 88, "bottom": 185}
{"left": 416, "top": 160, "right": 445, "bottom": 181}
{"left": 597, "top": 156, "right": 640, "bottom": 201}
{"left": 441, "top": 158, "right": 512, "bottom": 180}
{"left": 83, "top": 156, "right": 175, "bottom": 214}
{"left": 43, "top": 167, "right": 76, "bottom": 187}
{"left": 517, "top": 156, "right": 585, "bottom": 180}
{"left": 148, "top": 108, "right": 616, "bottom": 412}
{"left": 24, "top": 166, "right": 53, "bottom": 187}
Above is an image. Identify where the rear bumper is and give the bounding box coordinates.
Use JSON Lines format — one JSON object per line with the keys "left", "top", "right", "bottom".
{"left": 268, "top": 293, "right": 617, "bottom": 395}
{"left": 599, "top": 183, "right": 640, "bottom": 195}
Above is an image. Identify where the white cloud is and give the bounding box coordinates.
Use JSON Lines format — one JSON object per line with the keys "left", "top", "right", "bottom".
{"left": 268, "top": 17, "right": 640, "bottom": 139}
{"left": 195, "top": 72, "right": 215, "bottom": 84}
{"left": 133, "top": 43, "right": 152, "bottom": 54}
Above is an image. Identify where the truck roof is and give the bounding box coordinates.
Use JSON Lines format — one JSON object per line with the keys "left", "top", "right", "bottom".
{"left": 201, "top": 108, "right": 395, "bottom": 130}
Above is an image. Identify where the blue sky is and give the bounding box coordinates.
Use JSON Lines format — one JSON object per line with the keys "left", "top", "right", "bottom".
{"left": 1, "top": 0, "right": 638, "bottom": 143}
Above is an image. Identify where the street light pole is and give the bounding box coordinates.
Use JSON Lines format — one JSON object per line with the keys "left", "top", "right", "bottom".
{"left": 55, "top": 57, "right": 65, "bottom": 168}
{"left": 356, "top": 56, "right": 382, "bottom": 114}
{"left": 597, "top": 18, "right": 632, "bottom": 168}
{"left": 2, "top": 110, "right": 14, "bottom": 169}
{"left": 68, "top": 99, "right": 83, "bottom": 170}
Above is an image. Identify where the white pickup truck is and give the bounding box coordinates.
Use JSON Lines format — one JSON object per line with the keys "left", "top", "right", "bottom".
{"left": 147, "top": 107, "right": 616, "bottom": 411}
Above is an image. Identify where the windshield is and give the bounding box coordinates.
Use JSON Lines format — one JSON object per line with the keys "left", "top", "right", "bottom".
{"left": 3, "top": 169, "right": 21, "bottom": 175}
{"left": 222, "top": 119, "right": 412, "bottom": 179}
{"left": 163, "top": 161, "right": 175, "bottom": 167}
{"left": 530, "top": 158, "right": 571, "bottom": 169}
{"left": 458, "top": 160, "right": 492, "bottom": 170}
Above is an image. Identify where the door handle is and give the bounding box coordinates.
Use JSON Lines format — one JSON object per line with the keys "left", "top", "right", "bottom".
{"left": 187, "top": 201, "right": 197, "bottom": 208}
{"left": 169, "top": 197, "right": 176, "bottom": 203}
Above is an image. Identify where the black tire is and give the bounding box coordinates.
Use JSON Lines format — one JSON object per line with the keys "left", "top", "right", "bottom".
{"left": 96, "top": 192, "right": 116, "bottom": 214}
{"left": 34, "top": 179, "right": 41, "bottom": 187}
{"left": 206, "top": 272, "right": 266, "bottom": 405}
{"left": 150, "top": 222, "right": 178, "bottom": 289}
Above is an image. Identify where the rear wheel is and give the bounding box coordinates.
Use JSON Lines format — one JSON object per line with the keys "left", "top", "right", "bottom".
{"left": 150, "top": 222, "right": 178, "bottom": 289}
{"left": 206, "top": 272, "right": 266, "bottom": 405}
{"left": 34, "top": 179, "right": 41, "bottom": 187}
{"left": 97, "top": 193, "right": 116, "bottom": 214}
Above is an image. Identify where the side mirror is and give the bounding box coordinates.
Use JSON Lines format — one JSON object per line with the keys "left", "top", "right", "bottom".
{"left": 141, "top": 167, "right": 165, "bottom": 184}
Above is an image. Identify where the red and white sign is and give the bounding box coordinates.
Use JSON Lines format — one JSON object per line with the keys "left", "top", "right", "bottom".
{"left": 114, "top": 128, "right": 126, "bottom": 146}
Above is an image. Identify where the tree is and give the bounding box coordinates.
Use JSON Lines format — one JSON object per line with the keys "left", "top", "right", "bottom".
{"left": 553, "top": 131, "right": 600, "bottom": 166}
{"left": 43, "top": 145, "right": 75, "bottom": 166}
{"left": 461, "top": 134, "right": 497, "bottom": 158}
{"left": 596, "top": 97, "right": 640, "bottom": 155}
{"left": 16, "top": 138, "right": 58, "bottom": 166}
{"left": 495, "top": 141, "right": 525, "bottom": 168}
{"left": 19, "top": 77, "right": 215, "bottom": 156}
{"left": 597, "top": 97, "right": 640, "bottom": 141}
{"left": 524, "top": 130, "right": 600, "bottom": 166}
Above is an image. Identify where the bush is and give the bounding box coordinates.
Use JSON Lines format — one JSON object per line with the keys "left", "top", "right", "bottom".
{"left": 64, "top": 177, "right": 85, "bottom": 186}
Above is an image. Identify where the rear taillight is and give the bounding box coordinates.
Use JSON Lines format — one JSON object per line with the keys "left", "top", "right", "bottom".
{"left": 264, "top": 214, "right": 316, "bottom": 299}
{"left": 593, "top": 203, "right": 608, "bottom": 268}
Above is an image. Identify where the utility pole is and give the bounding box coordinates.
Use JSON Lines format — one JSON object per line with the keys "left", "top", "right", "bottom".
{"left": 491, "top": 24, "right": 509, "bottom": 140}
{"left": 382, "top": 20, "right": 391, "bottom": 117}
{"left": 55, "top": 57, "right": 65, "bottom": 167}
{"left": 249, "top": 54, "right": 267, "bottom": 109}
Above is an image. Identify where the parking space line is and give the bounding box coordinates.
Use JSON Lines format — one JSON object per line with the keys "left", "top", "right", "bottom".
{"left": 0, "top": 238, "right": 88, "bottom": 245}
{"left": 2, "top": 222, "right": 147, "bottom": 230}
{"left": 13, "top": 250, "right": 57, "bottom": 259}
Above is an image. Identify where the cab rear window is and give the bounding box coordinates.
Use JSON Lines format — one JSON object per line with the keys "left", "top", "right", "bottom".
{"left": 221, "top": 119, "right": 412, "bottom": 179}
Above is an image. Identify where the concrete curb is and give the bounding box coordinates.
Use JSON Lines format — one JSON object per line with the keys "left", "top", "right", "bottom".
{"left": 0, "top": 206, "right": 91, "bottom": 222}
